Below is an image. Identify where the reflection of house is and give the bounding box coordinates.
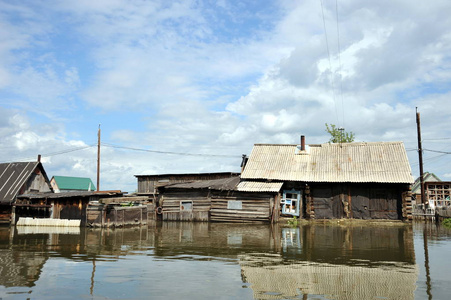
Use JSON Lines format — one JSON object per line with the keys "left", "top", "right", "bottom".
{"left": 135, "top": 172, "right": 240, "bottom": 195}
{"left": 50, "top": 176, "right": 96, "bottom": 193}
{"left": 0, "top": 160, "right": 52, "bottom": 224}
{"left": 239, "top": 256, "right": 418, "bottom": 300}
{"left": 158, "top": 177, "right": 281, "bottom": 222}
{"left": 241, "top": 137, "right": 414, "bottom": 220}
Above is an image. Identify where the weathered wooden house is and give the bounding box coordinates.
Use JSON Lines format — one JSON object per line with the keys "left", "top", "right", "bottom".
{"left": 135, "top": 172, "right": 240, "bottom": 195}
{"left": 157, "top": 176, "right": 282, "bottom": 222}
{"left": 0, "top": 161, "right": 52, "bottom": 225}
{"left": 240, "top": 137, "right": 414, "bottom": 220}
{"left": 50, "top": 175, "right": 96, "bottom": 193}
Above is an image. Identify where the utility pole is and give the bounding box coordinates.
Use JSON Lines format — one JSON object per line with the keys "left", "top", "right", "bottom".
{"left": 97, "top": 124, "right": 101, "bottom": 192}
{"left": 416, "top": 108, "right": 425, "bottom": 205}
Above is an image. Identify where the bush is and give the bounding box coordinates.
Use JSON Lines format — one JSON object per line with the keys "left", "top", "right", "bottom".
{"left": 443, "top": 218, "right": 451, "bottom": 228}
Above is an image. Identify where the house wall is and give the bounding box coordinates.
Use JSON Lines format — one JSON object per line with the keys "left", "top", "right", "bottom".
{"left": 307, "top": 183, "right": 409, "bottom": 220}
{"left": 210, "top": 192, "right": 273, "bottom": 223}
{"left": 159, "top": 189, "right": 275, "bottom": 222}
{"left": 161, "top": 190, "right": 211, "bottom": 221}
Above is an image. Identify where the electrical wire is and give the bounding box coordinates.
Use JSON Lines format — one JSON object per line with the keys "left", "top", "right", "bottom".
{"left": 0, "top": 144, "right": 96, "bottom": 163}
{"left": 101, "top": 143, "right": 240, "bottom": 158}
{"left": 335, "top": 0, "right": 345, "bottom": 129}
{"left": 320, "top": 0, "right": 339, "bottom": 125}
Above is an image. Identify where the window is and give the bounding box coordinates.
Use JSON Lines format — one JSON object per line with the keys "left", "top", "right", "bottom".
{"left": 281, "top": 190, "right": 301, "bottom": 216}
{"left": 228, "top": 200, "right": 242, "bottom": 210}
{"left": 180, "top": 201, "right": 193, "bottom": 211}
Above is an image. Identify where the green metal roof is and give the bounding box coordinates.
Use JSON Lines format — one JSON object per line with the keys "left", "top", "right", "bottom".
{"left": 52, "top": 176, "right": 96, "bottom": 191}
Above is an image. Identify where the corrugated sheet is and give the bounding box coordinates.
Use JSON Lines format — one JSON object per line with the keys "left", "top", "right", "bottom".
{"left": 164, "top": 176, "right": 241, "bottom": 191}
{"left": 236, "top": 181, "right": 283, "bottom": 192}
{"left": 0, "top": 162, "right": 39, "bottom": 204}
{"left": 52, "top": 176, "right": 96, "bottom": 191}
{"left": 241, "top": 142, "right": 414, "bottom": 184}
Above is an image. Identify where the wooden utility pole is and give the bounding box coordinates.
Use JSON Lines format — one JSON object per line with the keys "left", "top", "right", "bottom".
{"left": 416, "top": 108, "right": 425, "bottom": 204}
{"left": 97, "top": 124, "right": 101, "bottom": 192}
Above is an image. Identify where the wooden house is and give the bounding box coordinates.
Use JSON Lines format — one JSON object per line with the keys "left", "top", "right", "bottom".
{"left": 157, "top": 176, "right": 281, "bottom": 222}
{"left": 0, "top": 160, "right": 52, "bottom": 225}
{"left": 135, "top": 172, "right": 240, "bottom": 195}
{"left": 50, "top": 176, "right": 96, "bottom": 193}
{"left": 240, "top": 137, "right": 414, "bottom": 220}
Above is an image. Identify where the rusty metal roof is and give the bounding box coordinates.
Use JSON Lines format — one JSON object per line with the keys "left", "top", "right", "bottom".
{"left": 163, "top": 176, "right": 241, "bottom": 191}
{"left": 241, "top": 142, "right": 414, "bottom": 184}
{"left": 0, "top": 162, "right": 40, "bottom": 204}
{"left": 236, "top": 181, "right": 283, "bottom": 192}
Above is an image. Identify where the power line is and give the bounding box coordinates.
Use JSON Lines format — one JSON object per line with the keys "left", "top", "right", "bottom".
{"left": 101, "top": 143, "right": 240, "bottom": 158}
{"left": 423, "top": 148, "right": 451, "bottom": 155}
{"left": 335, "top": 0, "right": 345, "bottom": 128}
{"left": 0, "top": 145, "right": 96, "bottom": 163}
{"left": 320, "top": 0, "right": 339, "bottom": 125}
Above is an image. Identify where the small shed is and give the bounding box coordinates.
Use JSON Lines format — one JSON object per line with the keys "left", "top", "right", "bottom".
{"left": 241, "top": 139, "right": 414, "bottom": 220}
{"left": 0, "top": 161, "right": 52, "bottom": 224}
{"left": 158, "top": 177, "right": 281, "bottom": 222}
{"left": 50, "top": 176, "right": 96, "bottom": 193}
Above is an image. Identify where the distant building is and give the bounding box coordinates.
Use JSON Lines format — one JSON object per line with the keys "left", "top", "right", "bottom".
{"left": 135, "top": 172, "right": 240, "bottom": 195}
{"left": 50, "top": 176, "right": 96, "bottom": 193}
{"left": 411, "top": 172, "right": 441, "bottom": 204}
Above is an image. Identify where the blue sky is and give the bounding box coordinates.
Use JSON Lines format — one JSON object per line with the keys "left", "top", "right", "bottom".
{"left": 1, "top": 0, "right": 451, "bottom": 192}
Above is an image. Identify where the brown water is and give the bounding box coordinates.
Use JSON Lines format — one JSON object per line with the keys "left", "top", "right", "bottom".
{"left": 0, "top": 222, "right": 450, "bottom": 299}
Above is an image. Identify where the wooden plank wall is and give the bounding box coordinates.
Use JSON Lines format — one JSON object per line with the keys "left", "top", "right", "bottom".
{"left": 210, "top": 192, "right": 272, "bottom": 223}
{"left": 162, "top": 190, "right": 210, "bottom": 221}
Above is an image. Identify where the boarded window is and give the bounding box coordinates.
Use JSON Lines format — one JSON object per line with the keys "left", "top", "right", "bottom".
{"left": 180, "top": 201, "right": 193, "bottom": 211}
{"left": 228, "top": 200, "right": 242, "bottom": 210}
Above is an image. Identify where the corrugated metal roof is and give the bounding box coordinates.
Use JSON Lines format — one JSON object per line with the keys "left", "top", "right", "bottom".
{"left": 163, "top": 176, "right": 241, "bottom": 191}
{"left": 52, "top": 176, "right": 96, "bottom": 191}
{"left": 236, "top": 181, "right": 283, "bottom": 192}
{"left": 0, "top": 162, "right": 40, "bottom": 204}
{"left": 241, "top": 142, "right": 414, "bottom": 184}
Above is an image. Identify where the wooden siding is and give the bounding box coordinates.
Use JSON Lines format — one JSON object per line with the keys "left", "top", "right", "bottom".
{"left": 86, "top": 204, "right": 148, "bottom": 227}
{"left": 161, "top": 190, "right": 211, "bottom": 221}
{"left": 210, "top": 193, "right": 272, "bottom": 223}
{"left": 309, "top": 183, "right": 405, "bottom": 220}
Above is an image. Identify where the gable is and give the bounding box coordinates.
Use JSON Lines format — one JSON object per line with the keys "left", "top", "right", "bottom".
{"left": 0, "top": 162, "right": 51, "bottom": 204}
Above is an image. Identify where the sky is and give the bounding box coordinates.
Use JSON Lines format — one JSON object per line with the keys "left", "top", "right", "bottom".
{"left": 1, "top": 0, "right": 451, "bottom": 192}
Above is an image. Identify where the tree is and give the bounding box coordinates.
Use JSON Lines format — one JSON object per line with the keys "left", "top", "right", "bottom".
{"left": 325, "top": 123, "right": 355, "bottom": 143}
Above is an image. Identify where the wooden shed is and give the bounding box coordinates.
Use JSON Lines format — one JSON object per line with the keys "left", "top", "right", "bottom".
{"left": 241, "top": 139, "right": 414, "bottom": 221}
{"left": 158, "top": 177, "right": 281, "bottom": 223}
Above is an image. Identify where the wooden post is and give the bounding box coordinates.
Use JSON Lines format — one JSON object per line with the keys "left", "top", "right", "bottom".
{"left": 97, "top": 125, "right": 101, "bottom": 192}
{"left": 416, "top": 108, "right": 425, "bottom": 205}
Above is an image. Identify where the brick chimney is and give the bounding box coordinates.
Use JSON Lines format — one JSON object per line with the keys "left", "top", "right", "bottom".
{"left": 301, "top": 135, "right": 305, "bottom": 151}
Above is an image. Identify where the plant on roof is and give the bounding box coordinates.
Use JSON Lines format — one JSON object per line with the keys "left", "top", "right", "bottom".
{"left": 325, "top": 123, "right": 355, "bottom": 143}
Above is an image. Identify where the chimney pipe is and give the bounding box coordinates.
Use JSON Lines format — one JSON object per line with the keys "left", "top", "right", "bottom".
{"left": 37, "top": 154, "right": 41, "bottom": 162}
{"left": 301, "top": 135, "right": 305, "bottom": 151}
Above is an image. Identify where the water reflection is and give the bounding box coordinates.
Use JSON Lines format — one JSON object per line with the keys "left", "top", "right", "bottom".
{"left": 0, "top": 223, "right": 436, "bottom": 299}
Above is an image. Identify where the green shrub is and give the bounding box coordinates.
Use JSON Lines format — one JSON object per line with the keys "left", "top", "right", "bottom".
{"left": 287, "top": 216, "right": 298, "bottom": 227}
{"left": 443, "top": 218, "right": 451, "bottom": 228}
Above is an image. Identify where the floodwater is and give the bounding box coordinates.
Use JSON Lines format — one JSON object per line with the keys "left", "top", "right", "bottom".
{"left": 0, "top": 222, "right": 450, "bottom": 300}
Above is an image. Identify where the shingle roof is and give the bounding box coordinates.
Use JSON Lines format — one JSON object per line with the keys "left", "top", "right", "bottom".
{"left": 0, "top": 162, "right": 40, "bottom": 204}
{"left": 52, "top": 176, "right": 96, "bottom": 191}
{"left": 241, "top": 142, "right": 413, "bottom": 184}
